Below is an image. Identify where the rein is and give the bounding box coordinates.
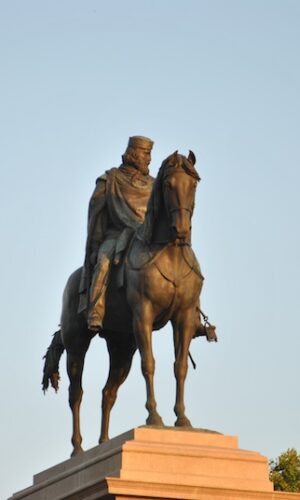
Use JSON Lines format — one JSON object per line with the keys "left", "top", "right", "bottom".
{"left": 168, "top": 207, "right": 193, "bottom": 215}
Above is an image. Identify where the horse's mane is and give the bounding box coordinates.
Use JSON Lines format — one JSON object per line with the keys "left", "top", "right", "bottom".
{"left": 138, "top": 152, "right": 200, "bottom": 243}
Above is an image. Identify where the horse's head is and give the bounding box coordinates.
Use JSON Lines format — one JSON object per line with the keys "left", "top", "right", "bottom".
{"left": 139, "top": 150, "right": 200, "bottom": 244}
{"left": 162, "top": 151, "right": 200, "bottom": 243}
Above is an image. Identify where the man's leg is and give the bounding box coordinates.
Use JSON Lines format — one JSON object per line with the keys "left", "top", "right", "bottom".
{"left": 88, "top": 240, "right": 115, "bottom": 332}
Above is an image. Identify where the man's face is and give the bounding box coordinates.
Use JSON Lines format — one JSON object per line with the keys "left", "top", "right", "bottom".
{"left": 134, "top": 148, "right": 151, "bottom": 173}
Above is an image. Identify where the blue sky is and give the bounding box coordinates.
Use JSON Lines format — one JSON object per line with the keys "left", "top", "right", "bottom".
{"left": 1, "top": 1, "right": 300, "bottom": 498}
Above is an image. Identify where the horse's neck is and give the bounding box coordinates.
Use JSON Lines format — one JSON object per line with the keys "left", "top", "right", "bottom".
{"left": 151, "top": 206, "right": 172, "bottom": 244}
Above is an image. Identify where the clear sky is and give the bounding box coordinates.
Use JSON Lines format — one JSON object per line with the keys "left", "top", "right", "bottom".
{"left": 1, "top": 1, "right": 299, "bottom": 498}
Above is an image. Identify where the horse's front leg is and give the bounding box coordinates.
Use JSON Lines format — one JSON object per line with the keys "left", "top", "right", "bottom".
{"left": 172, "top": 309, "right": 195, "bottom": 427}
{"left": 133, "top": 304, "right": 164, "bottom": 427}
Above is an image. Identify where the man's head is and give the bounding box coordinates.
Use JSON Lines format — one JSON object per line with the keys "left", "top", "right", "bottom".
{"left": 122, "top": 135, "right": 154, "bottom": 175}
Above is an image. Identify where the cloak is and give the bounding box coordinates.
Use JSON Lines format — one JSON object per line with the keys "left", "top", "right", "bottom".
{"left": 78, "top": 165, "right": 154, "bottom": 312}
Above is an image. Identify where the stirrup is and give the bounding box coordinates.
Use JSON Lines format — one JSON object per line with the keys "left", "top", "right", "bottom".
{"left": 205, "top": 325, "right": 217, "bottom": 342}
{"left": 194, "top": 323, "right": 217, "bottom": 342}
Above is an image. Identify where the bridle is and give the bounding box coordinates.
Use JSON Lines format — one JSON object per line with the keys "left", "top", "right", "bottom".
{"left": 163, "top": 168, "right": 196, "bottom": 242}
{"left": 168, "top": 206, "right": 194, "bottom": 216}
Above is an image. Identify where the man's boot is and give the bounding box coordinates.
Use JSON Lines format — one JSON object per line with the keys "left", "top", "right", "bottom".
{"left": 194, "top": 323, "right": 217, "bottom": 342}
{"left": 194, "top": 306, "right": 217, "bottom": 342}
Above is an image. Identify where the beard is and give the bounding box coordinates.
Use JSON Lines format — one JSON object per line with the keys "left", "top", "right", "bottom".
{"left": 134, "top": 161, "right": 150, "bottom": 176}
{"left": 122, "top": 149, "right": 150, "bottom": 176}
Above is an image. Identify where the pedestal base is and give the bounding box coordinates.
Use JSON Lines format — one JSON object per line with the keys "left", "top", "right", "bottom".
{"left": 8, "top": 427, "right": 300, "bottom": 500}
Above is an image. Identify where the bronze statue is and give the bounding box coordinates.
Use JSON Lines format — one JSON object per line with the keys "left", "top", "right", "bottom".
{"left": 43, "top": 149, "right": 216, "bottom": 457}
{"left": 79, "top": 136, "right": 154, "bottom": 331}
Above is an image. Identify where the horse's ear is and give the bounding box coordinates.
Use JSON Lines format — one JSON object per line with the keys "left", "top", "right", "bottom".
{"left": 188, "top": 150, "right": 196, "bottom": 165}
{"left": 169, "top": 150, "right": 178, "bottom": 165}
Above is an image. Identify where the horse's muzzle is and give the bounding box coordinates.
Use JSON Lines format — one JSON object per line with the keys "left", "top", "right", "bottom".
{"left": 171, "top": 226, "right": 191, "bottom": 243}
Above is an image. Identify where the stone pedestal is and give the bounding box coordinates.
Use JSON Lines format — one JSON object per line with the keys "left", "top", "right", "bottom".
{"left": 8, "top": 427, "right": 300, "bottom": 500}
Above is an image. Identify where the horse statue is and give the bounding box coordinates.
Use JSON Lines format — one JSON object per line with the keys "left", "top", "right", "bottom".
{"left": 42, "top": 151, "right": 216, "bottom": 457}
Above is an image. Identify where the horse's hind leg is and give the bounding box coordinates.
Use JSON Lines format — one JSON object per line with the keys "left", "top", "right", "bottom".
{"left": 100, "top": 334, "right": 136, "bottom": 443}
{"left": 67, "top": 341, "right": 90, "bottom": 456}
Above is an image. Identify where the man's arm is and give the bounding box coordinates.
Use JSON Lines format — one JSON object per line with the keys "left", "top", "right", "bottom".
{"left": 85, "top": 176, "right": 107, "bottom": 268}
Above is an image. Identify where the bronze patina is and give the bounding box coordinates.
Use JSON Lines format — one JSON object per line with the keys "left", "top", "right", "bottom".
{"left": 79, "top": 135, "right": 154, "bottom": 330}
{"left": 43, "top": 148, "right": 216, "bottom": 457}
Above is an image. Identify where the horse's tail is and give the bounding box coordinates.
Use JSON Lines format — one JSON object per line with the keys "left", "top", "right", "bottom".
{"left": 42, "top": 330, "right": 65, "bottom": 393}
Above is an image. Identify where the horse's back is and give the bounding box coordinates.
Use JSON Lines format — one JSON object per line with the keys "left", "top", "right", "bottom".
{"left": 61, "top": 267, "right": 82, "bottom": 315}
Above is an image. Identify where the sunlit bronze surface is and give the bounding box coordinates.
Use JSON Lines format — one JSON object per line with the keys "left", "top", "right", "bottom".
{"left": 43, "top": 151, "right": 215, "bottom": 457}
{"left": 79, "top": 135, "right": 154, "bottom": 325}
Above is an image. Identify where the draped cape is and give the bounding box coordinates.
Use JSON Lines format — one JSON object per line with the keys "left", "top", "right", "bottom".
{"left": 78, "top": 165, "right": 154, "bottom": 312}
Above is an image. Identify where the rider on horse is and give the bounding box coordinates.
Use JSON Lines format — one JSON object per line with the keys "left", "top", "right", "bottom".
{"left": 78, "top": 136, "right": 216, "bottom": 341}
{"left": 78, "top": 136, "right": 155, "bottom": 332}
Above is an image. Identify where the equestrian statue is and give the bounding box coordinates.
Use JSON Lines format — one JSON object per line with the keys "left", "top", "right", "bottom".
{"left": 42, "top": 136, "right": 217, "bottom": 457}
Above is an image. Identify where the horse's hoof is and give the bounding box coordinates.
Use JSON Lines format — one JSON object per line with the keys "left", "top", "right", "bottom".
{"left": 146, "top": 414, "right": 165, "bottom": 427}
{"left": 175, "top": 416, "right": 192, "bottom": 427}
{"left": 71, "top": 446, "right": 84, "bottom": 457}
{"left": 99, "top": 436, "right": 109, "bottom": 444}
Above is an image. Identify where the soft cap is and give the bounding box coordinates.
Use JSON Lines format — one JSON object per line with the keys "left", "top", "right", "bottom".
{"left": 128, "top": 136, "right": 154, "bottom": 151}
